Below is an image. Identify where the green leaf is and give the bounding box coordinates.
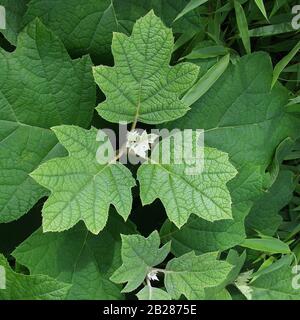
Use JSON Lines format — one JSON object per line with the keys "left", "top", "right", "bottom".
{"left": 183, "top": 45, "right": 229, "bottom": 60}
{"left": 0, "top": 0, "right": 28, "bottom": 44}
{"left": 205, "top": 250, "right": 246, "bottom": 299}
{"left": 110, "top": 231, "right": 171, "bottom": 293}
{"left": 272, "top": 41, "right": 300, "bottom": 88}
{"left": 173, "top": 0, "right": 209, "bottom": 22}
{"left": 0, "top": 20, "right": 95, "bottom": 223}
{"left": 246, "top": 170, "right": 296, "bottom": 235}
{"left": 164, "top": 53, "right": 300, "bottom": 254}
{"left": 249, "top": 23, "right": 295, "bottom": 37}
{"left": 0, "top": 254, "right": 71, "bottom": 300}
{"left": 137, "top": 286, "right": 171, "bottom": 300}
{"left": 234, "top": 0, "right": 251, "bottom": 54}
{"left": 30, "top": 126, "right": 136, "bottom": 234}
{"left": 165, "top": 252, "right": 233, "bottom": 300}
{"left": 138, "top": 131, "right": 237, "bottom": 228}
{"left": 249, "top": 256, "right": 300, "bottom": 300}
{"left": 22, "top": 0, "right": 118, "bottom": 62}
{"left": 182, "top": 54, "right": 230, "bottom": 107}
{"left": 240, "top": 237, "right": 291, "bottom": 254}
{"left": 12, "top": 213, "right": 135, "bottom": 299}
{"left": 114, "top": 0, "right": 206, "bottom": 35}
{"left": 160, "top": 202, "right": 249, "bottom": 255}
{"left": 93, "top": 11, "right": 199, "bottom": 124}
{"left": 254, "top": 0, "right": 268, "bottom": 21}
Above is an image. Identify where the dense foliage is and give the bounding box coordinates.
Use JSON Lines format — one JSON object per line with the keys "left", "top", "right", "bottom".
{"left": 0, "top": 0, "right": 300, "bottom": 300}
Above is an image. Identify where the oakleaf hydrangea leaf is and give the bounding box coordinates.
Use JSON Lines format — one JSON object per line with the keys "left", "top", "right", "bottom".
{"left": 0, "top": 254, "right": 71, "bottom": 300}
{"left": 0, "top": 20, "right": 95, "bottom": 223}
{"left": 30, "top": 126, "right": 136, "bottom": 234}
{"left": 136, "top": 286, "right": 171, "bottom": 300}
{"left": 165, "top": 252, "right": 233, "bottom": 300}
{"left": 162, "top": 52, "right": 300, "bottom": 254}
{"left": 110, "top": 231, "right": 171, "bottom": 293}
{"left": 13, "top": 213, "right": 136, "bottom": 299}
{"left": 137, "top": 132, "right": 237, "bottom": 228}
{"left": 22, "top": 0, "right": 118, "bottom": 62}
{"left": 93, "top": 10, "right": 199, "bottom": 124}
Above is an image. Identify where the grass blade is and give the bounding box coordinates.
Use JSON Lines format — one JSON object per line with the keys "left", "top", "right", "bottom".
{"left": 234, "top": 0, "right": 251, "bottom": 54}
{"left": 272, "top": 40, "right": 300, "bottom": 88}
{"left": 173, "top": 0, "right": 208, "bottom": 22}
{"left": 182, "top": 54, "right": 230, "bottom": 107}
{"left": 254, "top": 0, "right": 269, "bottom": 21}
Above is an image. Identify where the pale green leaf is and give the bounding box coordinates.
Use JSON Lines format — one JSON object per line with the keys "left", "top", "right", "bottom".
{"left": 110, "top": 231, "right": 171, "bottom": 293}
{"left": 138, "top": 131, "right": 237, "bottom": 228}
{"left": 137, "top": 286, "right": 171, "bottom": 300}
{"left": 30, "top": 126, "right": 136, "bottom": 234}
{"left": 165, "top": 252, "right": 233, "bottom": 300}
{"left": 205, "top": 249, "right": 246, "bottom": 299}
{"left": 93, "top": 11, "right": 199, "bottom": 124}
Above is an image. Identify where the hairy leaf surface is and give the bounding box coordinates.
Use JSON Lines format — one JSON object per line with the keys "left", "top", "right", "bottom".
{"left": 93, "top": 11, "right": 199, "bottom": 124}
{"left": 30, "top": 126, "right": 135, "bottom": 234}
{"left": 111, "top": 231, "right": 170, "bottom": 293}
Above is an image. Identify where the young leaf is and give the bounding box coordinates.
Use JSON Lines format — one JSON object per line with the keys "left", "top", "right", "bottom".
{"left": 13, "top": 213, "right": 135, "bottom": 299}
{"left": 0, "top": 254, "right": 71, "bottom": 300}
{"left": 30, "top": 126, "right": 136, "bottom": 234}
{"left": 137, "top": 286, "right": 171, "bottom": 300}
{"left": 165, "top": 252, "right": 233, "bottom": 300}
{"left": 93, "top": 11, "right": 199, "bottom": 124}
{"left": 205, "top": 250, "right": 246, "bottom": 299}
{"left": 0, "top": 20, "right": 95, "bottom": 224}
{"left": 110, "top": 231, "right": 171, "bottom": 293}
{"left": 138, "top": 132, "right": 237, "bottom": 228}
